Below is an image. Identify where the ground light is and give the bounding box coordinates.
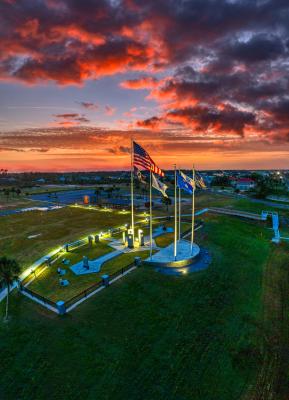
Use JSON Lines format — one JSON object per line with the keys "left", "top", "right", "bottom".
{"left": 119, "top": 209, "right": 129, "bottom": 214}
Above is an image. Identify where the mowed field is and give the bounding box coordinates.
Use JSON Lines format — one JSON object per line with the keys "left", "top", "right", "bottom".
{"left": 0, "top": 191, "right": 231, "bottom": 274}
{"left": 1, "top": 212, "right": 289, "bottom": 400}
{"left": 0, "top": 206, "right": 142, "bottom": 273}
{"left": 0, "top": 193, "right": 42, "bottom": 211}
{"left": 1, "top": 192, "right": 289, "bottom": 399}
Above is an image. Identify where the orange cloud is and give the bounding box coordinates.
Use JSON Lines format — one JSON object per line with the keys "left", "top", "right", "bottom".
{"left": 120, "top": 76, "right": 158, "bottom": 90}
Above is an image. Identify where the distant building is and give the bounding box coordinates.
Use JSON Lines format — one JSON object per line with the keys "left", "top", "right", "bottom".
{"left": 235, "top": 178, "right": 256, "bottom": 191}
{"left": 35, "top": 178, "right": 46, "bottom": 183}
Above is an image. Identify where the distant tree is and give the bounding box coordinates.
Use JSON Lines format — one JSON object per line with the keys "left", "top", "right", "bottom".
{"left": 142, "top": 187, "right": 147, "bottom": 200}
{"left": 212, "top": 176, "right": 230, "bottom": 186}
{"left": 95, "top": 188, "right": 101, "bottom": 202}
{"left": 106, "top": 187, "right": 113, "bottom": 198}
{"left": 162, "top": 196, "right": 172, "bottom": 212}
{"left": 16, "top": 188, "right": 21, "bottom": 197}
{"left": 0, "top": 257, "right": 21, "bottom": 322}
{"left": 114, "top": 187, "right": 121, "bottom": 198}
{"left": 135, "top": 180, "right": 140, "bottom": 190}
{"left": 4, "top": 188, "right": 10, "bottom": 202}
{"left": 255, "top": 179, "right": 272, "bottom": 199}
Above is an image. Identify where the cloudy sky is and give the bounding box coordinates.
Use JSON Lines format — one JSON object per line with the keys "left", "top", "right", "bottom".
{"left": 1, "top": 0, "right": 289, "bottom": 171}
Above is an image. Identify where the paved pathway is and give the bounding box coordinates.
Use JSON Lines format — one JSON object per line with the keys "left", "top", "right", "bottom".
{"left": 209, "top": 189, "right": 289, "bottom": 210}
{"left": 0, "top": 205, "right": 63, "bottom": 217}
{"left": 207, "top": 207, "right": 262, "bottom": 220}
{"left": 70, "top": 250, "right": 122, "bottom": 275}
{"left": 69, "top": 225, "right": 175, "bottom": 275}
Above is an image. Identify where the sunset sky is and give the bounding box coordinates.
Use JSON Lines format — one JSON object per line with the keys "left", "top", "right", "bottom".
{"left": 1, "top": 0, "right": 289, "bottom": 171}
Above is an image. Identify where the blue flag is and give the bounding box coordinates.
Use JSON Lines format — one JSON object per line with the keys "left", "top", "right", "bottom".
{"left": 177, "top": 170, "right": 195, "bottom": 194}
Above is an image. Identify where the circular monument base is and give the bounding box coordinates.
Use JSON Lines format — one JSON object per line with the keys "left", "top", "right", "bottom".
{"left": 145, "top": 239, "right": 211, "bottom": 276}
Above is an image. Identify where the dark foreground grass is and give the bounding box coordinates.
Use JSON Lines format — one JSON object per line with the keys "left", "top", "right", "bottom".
{"left": 0, "top": 215, "right": 274, "bottom": 400}
{"left": 253, "top": 242, "right": 289, "bottom": 400}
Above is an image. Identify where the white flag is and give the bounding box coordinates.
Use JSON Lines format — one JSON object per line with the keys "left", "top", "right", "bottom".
{"left": 196, "top": 172, "right": 206, "bottom": 189}
{"left": 152, "top": 173, "right": 168, "bottom": 198}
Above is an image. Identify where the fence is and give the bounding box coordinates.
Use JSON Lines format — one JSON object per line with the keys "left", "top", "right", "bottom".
{"left": 18, "top": 260, "right": 138, "bottom": 314}
{"left": 19, "top": 284, "right": 57, "bottom": 309}
{"left": 65, "top": 238, "right": 88, "bottom": 252}
{"left": 98, "top": 203, "right": 131, "bottom": 210}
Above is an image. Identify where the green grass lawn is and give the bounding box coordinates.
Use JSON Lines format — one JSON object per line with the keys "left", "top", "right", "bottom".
{"left": 1, "top": 191, "right": 279, "bottom": 276}
{"left": 0, "top": 207, "right": 143, "bottom": 273}
{"left": 27, "top": 243, "right": 152, "bottom": 302}
{"left": 229, "top": 197, "right": 289, "bottom": 215}
{"left": 154, "top": 222, "right": 192, "bottom": 248}
{"left": 26, "top": 217, "right": 186, "bottom": 302}
{"left": 0, "top": 194, "right": 42, "bottom": 211}
{"left": 0, "top": 214, "right": 276, "bottom": 400}
{"left": 27, "top": 241, "right": 112, "bottom": 301}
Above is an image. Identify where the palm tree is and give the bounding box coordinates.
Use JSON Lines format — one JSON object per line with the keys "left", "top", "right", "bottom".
{"left": 0, "top": 257, "right": 21, "bottom": 322}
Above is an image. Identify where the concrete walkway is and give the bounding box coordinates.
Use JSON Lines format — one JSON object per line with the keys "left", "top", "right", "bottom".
{"left": 106, "top": 237, "right": 159, "bottom": 253}
{"left": 207, "top": 207, "right": 262, "bottom": 220}
{"left": 70, "top": 250, "right": 122, "bottom": 275}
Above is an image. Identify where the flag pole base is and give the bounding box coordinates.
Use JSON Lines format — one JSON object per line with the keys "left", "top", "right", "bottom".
{"left": 144, "top": 240, "right": 211, "bottom": 276}
{"left": 145, "top": 239, "right": 200, "bottom": 269}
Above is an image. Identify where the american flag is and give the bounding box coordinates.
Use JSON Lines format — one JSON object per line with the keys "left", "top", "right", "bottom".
{"left": 133, "top": 141, "right": 164, "bottom": 177}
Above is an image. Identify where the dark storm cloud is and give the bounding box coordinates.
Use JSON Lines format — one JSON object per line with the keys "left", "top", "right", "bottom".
{"left": 224, "top": 34, "right": 285, "bottom": 63}
{"left": 137, "top": 105, "right": 256, "bottom": 136}
{"left": 268, "top": 98, "right": 289, "bottom": 123}
{"left": 167, "top": 105, "right": 256, "bottom": 136}
{"left": 1, "top": 0, "right": 289, "bottom": 143}
{"left": 1, "top": 0, "right": 289, "bottom": 84}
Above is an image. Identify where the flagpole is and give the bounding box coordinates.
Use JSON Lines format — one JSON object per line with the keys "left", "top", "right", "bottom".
{"left": 191, "top": 165, "right": 195, "bottom": 255}
{"left": 130, "top": 138, "right": 134, "bottom": 246}
{"left": 178, "top": 184, "right": 181, "bottom": 241}
{"left": 149, "top": 170, "right": 153, "bottom": 260}
{"left": 174, "top": 164, "right": 177, "bottom": 261}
